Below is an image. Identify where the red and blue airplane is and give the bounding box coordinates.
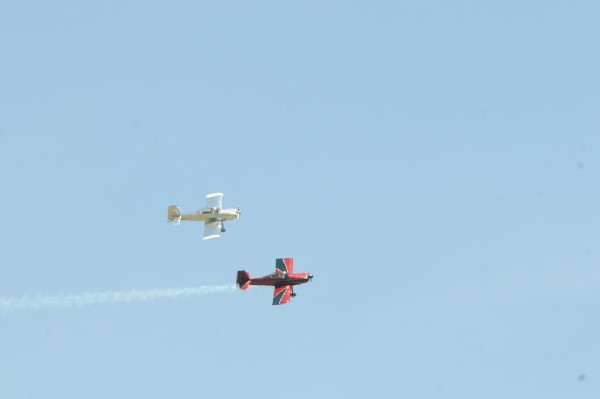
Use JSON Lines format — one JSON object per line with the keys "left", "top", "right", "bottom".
{"left": 236, "top": 258, "right": 313, "bottom": 305}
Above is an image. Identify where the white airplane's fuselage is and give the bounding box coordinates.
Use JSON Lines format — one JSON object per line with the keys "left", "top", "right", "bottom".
{"left": 180, "top": 208, "right": 239, "bottom": 223}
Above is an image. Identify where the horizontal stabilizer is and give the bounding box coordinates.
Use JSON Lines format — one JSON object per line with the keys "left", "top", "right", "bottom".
{"left": 167, "top": 205, "right": 182, "bottom": 225}
{"left": 237, "top": 271, "right": 251, "bottom": 290}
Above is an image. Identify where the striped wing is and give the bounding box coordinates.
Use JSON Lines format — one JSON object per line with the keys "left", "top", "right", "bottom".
{"left": 272, "top": 285, "right": 292, "bottom": 305}
{"left": 275, "top": 258, "right": 293, "bottom": 274}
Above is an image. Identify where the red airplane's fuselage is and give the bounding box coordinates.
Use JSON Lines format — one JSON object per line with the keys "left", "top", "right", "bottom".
{"left": 248, "top": 272, "right": 312, "bottom": 287}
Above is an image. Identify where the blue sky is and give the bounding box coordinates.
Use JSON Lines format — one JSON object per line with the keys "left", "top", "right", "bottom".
{"left": 1, "top": 1, "right": 599, "bottom": 398}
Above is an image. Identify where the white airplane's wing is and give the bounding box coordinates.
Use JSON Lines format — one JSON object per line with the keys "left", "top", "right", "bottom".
{"left": 205, "top": 193, "right": 223, "bottom": 210}
{"left": 203, "top": 221, "right": 222, "bottom": 240}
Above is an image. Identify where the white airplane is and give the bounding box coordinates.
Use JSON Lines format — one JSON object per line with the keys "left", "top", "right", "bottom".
{"left": 167, "top": 193, "right": 241, "bottom": 240}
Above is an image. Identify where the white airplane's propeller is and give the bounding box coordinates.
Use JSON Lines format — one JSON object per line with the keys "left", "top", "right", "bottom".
{"left": 237, "top": 205, "right": 242, "bottom": 218}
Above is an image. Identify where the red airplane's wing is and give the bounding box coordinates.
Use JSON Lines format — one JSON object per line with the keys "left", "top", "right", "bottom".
{"left": 275, "top": 258, "right": 293, "bottom": 275}
{"left": 272, "top": 285, "right": 292, "bottom": 305}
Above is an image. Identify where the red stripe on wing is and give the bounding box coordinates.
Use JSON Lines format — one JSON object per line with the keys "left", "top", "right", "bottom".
{"left": 272, "top": 285, "right": 292, "bottom": 305}
{"left": 275, "top": 258, "right": 294, "bottom": 274}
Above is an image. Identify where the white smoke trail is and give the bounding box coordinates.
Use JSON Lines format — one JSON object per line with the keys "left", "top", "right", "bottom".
{"left": 0, "top": 284, "right": 237, "bottom": 312}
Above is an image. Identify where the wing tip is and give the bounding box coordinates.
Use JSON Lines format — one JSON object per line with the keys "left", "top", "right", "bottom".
{"left": 202, "top": 234, "right": 221, "bottom": 240}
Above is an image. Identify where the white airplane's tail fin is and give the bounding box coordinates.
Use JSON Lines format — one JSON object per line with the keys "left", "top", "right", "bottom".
{"left": 167, "top": 205, "right": 182, "bottom": 225}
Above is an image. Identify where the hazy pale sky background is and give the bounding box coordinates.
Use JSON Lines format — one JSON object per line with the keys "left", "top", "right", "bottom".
{"left": 1, "top": 1, "right": 599, "bottom": 398}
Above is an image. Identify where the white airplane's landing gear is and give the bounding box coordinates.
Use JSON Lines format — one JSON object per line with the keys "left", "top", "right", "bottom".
{"left": 221, "top": 224, "right": 226, "bottom": 233}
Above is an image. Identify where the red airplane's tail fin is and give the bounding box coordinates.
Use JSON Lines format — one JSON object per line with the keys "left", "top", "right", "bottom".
{"left": 236, "top": 271, "right": 251, "bottom": 290}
